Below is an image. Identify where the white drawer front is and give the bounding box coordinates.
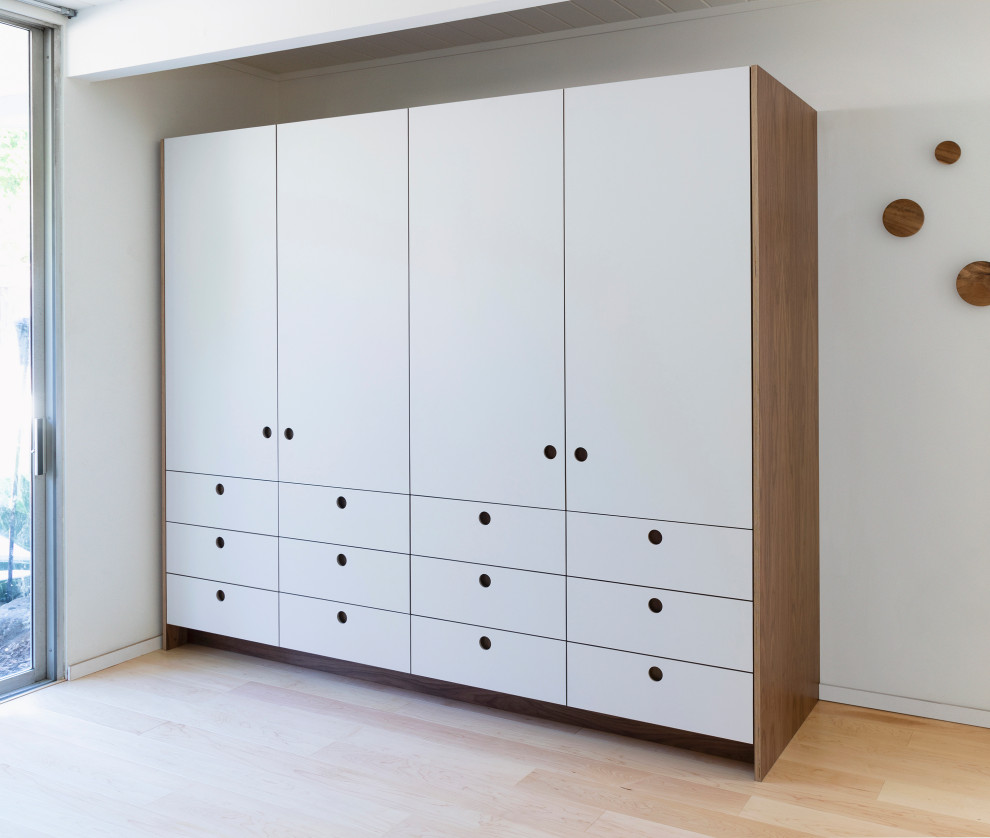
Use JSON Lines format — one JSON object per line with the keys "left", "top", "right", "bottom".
{"left": 279, "top": 594, "right": 410, "bottom": 673}
{"left": 412, "top": 616, "right": 565, "bottom": 704}
{"left": 280, "top": 538, "right": 409, "bottom": 613}
{"left": 567, "top": 578, "right": 752, "bottom": 672}
{"left": 411, "top": 496, "right": 564, "bottom": 574}
{"left": 166, "top": 522, "right": 277, "bottom": 590}
{"left": 568, "top": 512, "right": 752, "bottom": 600}
{"left": 279, "top": 483, "right": 409, "bottom": 554}
{"left": 166, "top": 574, "right": 278, "bottom": 645}
{"left": 568, "top": 643, "right": 753, "bottom": 743}
{"left": 166, "top": 471, "right": 277, "bottom": 535}
{"left": 411, "top": 556, "right": 564, "bottom": 639}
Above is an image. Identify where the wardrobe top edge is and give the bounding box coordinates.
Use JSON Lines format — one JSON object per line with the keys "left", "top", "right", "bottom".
{"left": 162, "top": 64, "right": 781, "bottom": 144}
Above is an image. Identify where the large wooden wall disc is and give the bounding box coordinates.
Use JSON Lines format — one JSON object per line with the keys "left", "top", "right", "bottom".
{"left": 882, "top": 199, "right": 924, "bottom": 237}
{"left": 957, "top": 261, "right": 990, "bottom": 306}
{"left": 935, "top": 141, "right": 961, "bottom": 164}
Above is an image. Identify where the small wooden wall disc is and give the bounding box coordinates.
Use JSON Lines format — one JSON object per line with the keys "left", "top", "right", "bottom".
{"left": 957, "top": 261, "right": 990, "bottom": 306}
{"left": 882, "top": 199, "right": 924, "bottom": 237}
{"left": 935, "top": 141, "right": 961, "bottom": 165}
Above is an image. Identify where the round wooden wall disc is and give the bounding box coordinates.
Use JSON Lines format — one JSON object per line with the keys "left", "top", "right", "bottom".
{"left": 935, "top": 141, "right": 961, "bottom": 165}
{"left": 957, "top": 261, "right": 990, "bottom": 306}
{"left": 882, "top": 199, "right": 924, "bottom": 237}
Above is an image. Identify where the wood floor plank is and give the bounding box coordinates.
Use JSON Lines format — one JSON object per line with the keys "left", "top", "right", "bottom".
{"left": 517, "top": 769, "right": 811, "bottom": 838}
{"left": 879, "top": 779, "right": 990, "bottom": 825}
{"left": 740, "top": 795, "right": 930, "bottom": 837}
{"left": 585, "top": 810, "right": 713, "bottom": 838}
{"left": 2, "top": 646, "right": 989, "bottom": 837}
{"left": 24, "top": 684, "right": 167, "bottom": 734}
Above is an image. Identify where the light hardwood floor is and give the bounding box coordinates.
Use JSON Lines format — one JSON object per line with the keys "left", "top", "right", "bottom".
{"left": 1, "top": 645, "right": 988, "bottom": 837}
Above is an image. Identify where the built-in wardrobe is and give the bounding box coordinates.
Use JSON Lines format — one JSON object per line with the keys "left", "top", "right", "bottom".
{"left": 162, "top": 65, "right": 819, "bottom": 779}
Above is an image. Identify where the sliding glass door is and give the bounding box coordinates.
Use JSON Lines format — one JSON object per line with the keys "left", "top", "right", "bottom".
{"left": 0, "top": 17, "right": 50, "bottom": 694}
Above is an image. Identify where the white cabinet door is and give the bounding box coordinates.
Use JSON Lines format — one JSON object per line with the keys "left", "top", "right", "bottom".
{"left": 280, "top": 538, "right": 409, "bottom": 613}
{"left": 164, "top": 126, "right": 277, "bottom": 481}
{"left": 279, "top": 483, "right": 409, "bottom": 555}
{"left": 411, "top": 616, "right": 565, "bottom": 704}
{"left": 411, "top": 556, "right": 565, "bottom": 639}
{"left": 280, "top": 594, "right": 410, "bottom": 673}
{"left": 411, "top": 496, "right": 565, "bottom": 574}
{"left": 410, "top": 90, "right": 564, "bottom": 509}
{"left": 277, "top": 111, "right": 409, "bottom": 493}
{"left": 565, "top": 68, "right": 753, "bottom": 528}
{"left": 567, "top": 577, "right": 753, "bottom": 672}
{"left": 567, "top": 644, "right": 753, "bottom": 743}
{"left": 567, "top": 512, "right": 752, "bottom": 601}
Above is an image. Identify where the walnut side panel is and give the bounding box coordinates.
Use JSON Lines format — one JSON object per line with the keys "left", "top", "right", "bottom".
{"left": 751, "top": 66, "right": 819, "bottom": 780}
{"left": 162, "top": 141, "right": 186, "bottom": 652}
{"left": 184, "top": 629, "right": 754, "bottom": 764}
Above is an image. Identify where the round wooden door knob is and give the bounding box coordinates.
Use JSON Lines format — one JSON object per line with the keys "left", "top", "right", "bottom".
{"left": 957, "top": 262, "right": 990, "bottom": 306}
{"left": 215, "top": 536, "right": 225, "bottom": 549}
{"left": 478, "top": 511, "right": 491, "bottom": 525}
{"left": 337, "top": 553, "right": 347, "bottom": 566}
{"left": 882, "top": 199, "right": 924, "bottom": 237}
{"left": 648, "top": 666, "right": 663, "bottom": 682}
{"left": 337, "top": 611, "right": 347, "bottom": 624}
{"left": 479, "top": 636, "right": 492, "bottom": 650}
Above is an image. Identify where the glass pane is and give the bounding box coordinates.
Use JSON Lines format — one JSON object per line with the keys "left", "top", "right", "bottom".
{"left": 0, "top": 23, "right": 32, "bottom": 681}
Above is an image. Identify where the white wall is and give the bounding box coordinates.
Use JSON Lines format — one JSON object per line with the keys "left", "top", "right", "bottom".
{"left": 65, "top": 0, "right": 549, "bottom": 80}
{"left": 274, "top": 0, "right": 990, "bottom": 723}
{"left": 62, "top": 63, "right": 277, "bottom": 672}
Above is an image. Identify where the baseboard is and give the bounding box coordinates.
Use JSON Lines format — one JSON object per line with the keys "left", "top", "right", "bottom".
{"left": 66, "top": 635, "right": 162, "bottom": 680}
{"left": 820, "top": 684, "right": 990, "bottom": 729}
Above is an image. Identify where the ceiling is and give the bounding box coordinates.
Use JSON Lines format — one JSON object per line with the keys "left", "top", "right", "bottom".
{"left": 232, "top": 0, "right": 756, "bottom": 77}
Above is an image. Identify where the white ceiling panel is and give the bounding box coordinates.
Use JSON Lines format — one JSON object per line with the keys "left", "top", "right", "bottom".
{"left": 232, "top": 0, "right": 756, "bottom": 77}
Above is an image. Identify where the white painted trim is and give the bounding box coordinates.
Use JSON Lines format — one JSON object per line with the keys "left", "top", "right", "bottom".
{"left": 66, "top": 636, "right": 162, "bottom": 680}
{"left": 820, "top": 684, "right": 990, "bottom": 730}
{"left": 0, "top": 0, "right": 63, "bottom": 26}
{"left": 226, "top": 0, "right": 816, "bottom": 83}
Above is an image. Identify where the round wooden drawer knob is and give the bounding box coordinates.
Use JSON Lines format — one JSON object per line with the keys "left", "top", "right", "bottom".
{"left": 574, "top": 447, "right": 588, "bottom": 462}
{"left": 337, "top": 496, "right": 347, "bottom": 509}
{"left": 337, "top": 611, "right": 347, "bottom": 624}
{"left": 283, "top": 427, "right": 294, "bottom": 440}
{"left": 216, "top": 590, "right": 225, "bottom": 602}
{"left": 215, "top": 536, "right": 224, "bottom": 549}
{"left": 215, "top": 483, "right": 224, "bottom": 495}
{"left": 648, "top": 666, "right": 663, "bottom": 682}
{"left": 544, "top": 445, "right": 557, "bottom": 459}
{"left": 479, "top": 573, "right": 492, "bottom": 588}
{"left": 648, "top": 529, "right": 662, "bottom": 545}
{"left": 648, "top": 598, "right": 663, "bottom": 613}
{"left": 479, "top": 511, "right": 491, "bottom": 525}
{"left": 262, "top": 426, "right": 272, "bottom": 438}
{"left": 479, "top": 636, "right": 492, "bottom": 650}
{"left": 337, "top": 553, "right": 347, "bottom": 567}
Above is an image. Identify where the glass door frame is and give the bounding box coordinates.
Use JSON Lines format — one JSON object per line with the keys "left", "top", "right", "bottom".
{"left": 0, "top": 11, "right": 59, "bottom": 697}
